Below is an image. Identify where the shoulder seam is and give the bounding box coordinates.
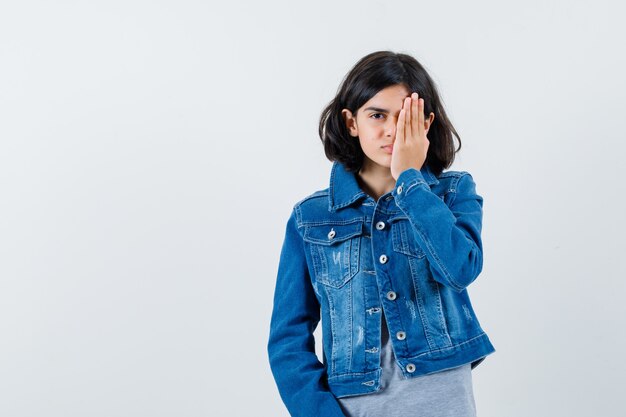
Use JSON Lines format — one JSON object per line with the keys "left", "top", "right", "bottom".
{"left": 449, "top": 171, "right": 474, "bottom": 205}
{"left": 293, "top": 204, "right": 303, "bottom": 229}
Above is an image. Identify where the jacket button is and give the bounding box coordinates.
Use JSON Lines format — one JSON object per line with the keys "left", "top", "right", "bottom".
{"left": 396, "top": 331, "right": 406, "bottom": 340}
{"left": 386, "top": 291, "right": 397, "bottom": 300}
{"left": 375, "top": 221, "right": 385, "bottom": 230}
{"left": 379, "top": 254, "right": 388, "bottom": 264}
{"left": 397, "top": 185, "right": 403, "bottom": 194}
{"left": 327, "top": 228, "right": 336, "bottom": 239}
{"left": 406, "top": 363, "right": 416, "bottom": 373}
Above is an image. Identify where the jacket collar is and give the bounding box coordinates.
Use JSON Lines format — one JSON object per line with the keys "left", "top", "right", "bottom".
{"left": 328, "top": 161, "right": 439, "bottom": 212}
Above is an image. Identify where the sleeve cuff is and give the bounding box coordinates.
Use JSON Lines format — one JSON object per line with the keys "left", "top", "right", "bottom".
{"left": 394, "top": 168, "right": 429, "bottom": 197}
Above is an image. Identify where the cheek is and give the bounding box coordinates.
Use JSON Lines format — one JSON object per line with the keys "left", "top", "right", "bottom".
{"left": 358, "top": 123, "right": 384, "bottom": 142}
{"left": 358, "top": 138, "right": 371, "bottom": 151}
{"left": 361, "top": 123, "right": 384, "bottom": 137}
{"left": 359, "top": 139, "right": 381, "bottom": 156}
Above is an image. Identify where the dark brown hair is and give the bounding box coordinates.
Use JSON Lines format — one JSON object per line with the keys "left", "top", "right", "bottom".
{"left": 318, "top": 50, "right": 461, "bottom": 176}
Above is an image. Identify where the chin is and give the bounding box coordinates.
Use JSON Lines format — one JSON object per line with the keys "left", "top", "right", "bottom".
{"left": 374, "top": 159, "right": 392, "bottom": 168}
{"left": 363, "top": 154, "right": 392, "bottom": 169}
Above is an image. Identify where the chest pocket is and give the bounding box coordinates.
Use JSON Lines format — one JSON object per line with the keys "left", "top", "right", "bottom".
{"left": 302, "top": 220, "right": 363, "bottom": 288}
{"left": 388, "top": 214, "right": 426, "bottom": 258}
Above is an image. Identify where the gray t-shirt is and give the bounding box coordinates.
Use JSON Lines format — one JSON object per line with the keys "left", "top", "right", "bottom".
{"left": 336, "top": 310, "right": 477, "bottom": 417}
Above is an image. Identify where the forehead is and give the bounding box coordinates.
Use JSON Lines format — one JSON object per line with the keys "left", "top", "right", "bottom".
{"left": 361, "top": 84, "right": 411, "bottom": 110}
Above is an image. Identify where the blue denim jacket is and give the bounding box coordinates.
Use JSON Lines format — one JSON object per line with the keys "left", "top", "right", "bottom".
{"left": 267, "top": 161, "right": 496, "bottom": 417}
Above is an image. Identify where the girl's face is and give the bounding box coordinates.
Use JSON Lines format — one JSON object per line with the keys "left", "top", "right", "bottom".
{"left": 341, "top": 84, "right": 434, "bottom": 171}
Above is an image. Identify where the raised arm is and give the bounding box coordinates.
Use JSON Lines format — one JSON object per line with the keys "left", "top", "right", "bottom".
{"left": 393, "top": 168, "right": 484, "bottom": 293}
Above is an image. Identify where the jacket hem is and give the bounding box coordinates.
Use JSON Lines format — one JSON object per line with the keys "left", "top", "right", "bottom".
{"left": 399, "top": 332, "right": 496, "bottom": 377}
{"left": 328, "top": 332, "right": 496, "bottom": 399}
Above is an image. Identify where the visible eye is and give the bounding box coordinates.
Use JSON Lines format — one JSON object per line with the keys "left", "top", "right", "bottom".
{"left": 370, "top": 113, "right": 385, "bottom": 120}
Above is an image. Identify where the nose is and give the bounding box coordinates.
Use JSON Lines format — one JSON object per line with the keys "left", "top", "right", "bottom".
{"left": 384, "top": 119, "right": 396, "bottom": 137}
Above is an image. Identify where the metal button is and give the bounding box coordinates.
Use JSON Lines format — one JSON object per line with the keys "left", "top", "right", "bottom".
{"left": 396, "top": 331, "right": 406, "bottom": 340}
{"left": 379, "top": 254, "right": 388, "bottom": 264}
{"left": 386, "top": 291, "right": 396, "bottom": 300}
{"left": 406, "top": 363, "right": 416, "bottom": 373}
{"left": 397, "top": 185, "right": 403, "bottom": 194}
{"left": 375, "top": 221, "right": 385, "bottom": 230}
{"left": 327, "top": 228, "right": 335, "bottom": 239}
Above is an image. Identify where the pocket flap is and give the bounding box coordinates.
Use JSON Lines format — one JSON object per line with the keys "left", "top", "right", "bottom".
{"left": 387, "top": 213, "right": 409, "bottom": 223}
{"left": 303, "top": 221, "right": 364, "bottom": 245}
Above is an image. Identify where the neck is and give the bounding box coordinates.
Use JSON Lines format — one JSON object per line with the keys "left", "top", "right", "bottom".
{"left": 356, "top": 160, "right": 396, "bottom": 202}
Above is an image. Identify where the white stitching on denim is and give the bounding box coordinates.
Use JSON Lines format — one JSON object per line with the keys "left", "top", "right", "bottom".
{"left": 404, "top": 181, "right": 428, "bottom": 195}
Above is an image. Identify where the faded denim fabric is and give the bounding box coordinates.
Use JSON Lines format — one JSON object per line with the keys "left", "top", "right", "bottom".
{"left": 267, "top": 161, "right": 496, "bottom": 417}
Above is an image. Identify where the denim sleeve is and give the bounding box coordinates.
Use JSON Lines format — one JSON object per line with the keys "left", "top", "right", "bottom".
{"left": 393, "top": 168, "right": 484, "bottom": 293}
{"left": 267, "top": 208, "right": 347, "bottom": 417}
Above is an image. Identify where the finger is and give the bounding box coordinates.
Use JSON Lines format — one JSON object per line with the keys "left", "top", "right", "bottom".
{"left": 411, "top": 93, "right": 419, "bottom": 140}
{"left": 417, "top": 98, "right": 425, "bottom": 138}
{"left": 404, "top": 97, "right": 411, "bottom": 142}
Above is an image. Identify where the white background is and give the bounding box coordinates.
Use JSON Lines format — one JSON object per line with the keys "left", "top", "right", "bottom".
{"left": 1, "top": 1, "right": 625, "bottom": 416}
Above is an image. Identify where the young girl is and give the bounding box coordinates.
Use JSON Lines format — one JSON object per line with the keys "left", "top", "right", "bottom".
{"left": 267, "top": 50, "right": 496, "bottom": 417}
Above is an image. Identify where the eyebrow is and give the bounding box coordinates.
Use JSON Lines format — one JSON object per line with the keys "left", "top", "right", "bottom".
{"left": 363, "top": 106, "right": 390, "bottom": 113}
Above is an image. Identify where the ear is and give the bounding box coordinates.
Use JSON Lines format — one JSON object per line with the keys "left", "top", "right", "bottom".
{"left": 424, "top": 112, "right": 435, "bottom": 134}
{"left": 341, "top": 108, "right": 359, "bottom": 137}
